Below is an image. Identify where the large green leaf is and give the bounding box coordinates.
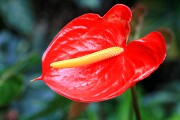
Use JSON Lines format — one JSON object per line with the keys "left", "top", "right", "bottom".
{"left": 0, "top": 53, "right": 40, "bottom": 107}
{"left": 0, "top": 73, "right": 23, "bottom": 107}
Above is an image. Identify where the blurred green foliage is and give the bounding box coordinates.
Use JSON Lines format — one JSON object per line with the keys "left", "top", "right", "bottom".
{"left": 0, "top": 0, "right": 34, "bottom": 36}
{"left": 0, "top": 0, "right": 180, "bottom": 120}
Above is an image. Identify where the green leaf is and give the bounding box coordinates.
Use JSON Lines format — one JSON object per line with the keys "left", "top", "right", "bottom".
{"left": 0, "top": 53, "right": 40, "bottom": 107}
{"left": 0, "top": 73, "right": 23, "bottom": 107}
{"left": 169, "top": 113, "right": 180, "bottom": 120}
{"left": 86, "top": 110, "right": 99, "bottom": 120}
{"left": 116, "top": 90, "right": 132, "bottom": 120}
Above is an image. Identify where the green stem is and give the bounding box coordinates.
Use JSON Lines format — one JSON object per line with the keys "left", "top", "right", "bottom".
{"left": 130, "top": 85, "right": 141, "bottom": 120}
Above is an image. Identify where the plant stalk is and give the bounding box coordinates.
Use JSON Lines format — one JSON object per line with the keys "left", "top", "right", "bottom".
{"left": 68, "top": 101, "right": 89, "bottom": 120}
{"left": 130, "top": 85, "right": 141, "bottom": 120}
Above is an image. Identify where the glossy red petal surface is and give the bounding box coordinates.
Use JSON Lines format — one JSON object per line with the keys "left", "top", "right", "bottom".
{"left": 125, "top": 32, "right": 166, "bottom": 82}
{"left": 38, "top": 4, "right": 166, "bottom": 102}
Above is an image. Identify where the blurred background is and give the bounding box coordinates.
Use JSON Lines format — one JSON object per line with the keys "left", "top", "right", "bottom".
{"left": 0, "top": 0, "right": 180, "bottom": 120}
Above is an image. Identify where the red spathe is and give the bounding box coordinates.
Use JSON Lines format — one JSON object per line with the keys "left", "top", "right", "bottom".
{"left": 37, "top": 4, "right": 166, "bottom": 102}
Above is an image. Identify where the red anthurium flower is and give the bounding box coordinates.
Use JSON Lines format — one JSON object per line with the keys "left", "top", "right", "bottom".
{"left": 35, "top": 4, "right": 166, "bottom": 102}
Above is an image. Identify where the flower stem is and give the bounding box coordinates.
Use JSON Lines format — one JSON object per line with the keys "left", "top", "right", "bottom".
{"left": 68, "top": 101, "right": 89, "bottom": 120}
{"left": 130, "top": 85, "right": 141, "bottom": 120}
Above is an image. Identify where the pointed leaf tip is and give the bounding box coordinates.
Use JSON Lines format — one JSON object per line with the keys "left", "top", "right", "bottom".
{"left": 29, "top": 79, "right": 36, "bottom": 83}
{"left": 29, "top": 76, "right": 42, "bottom": 83}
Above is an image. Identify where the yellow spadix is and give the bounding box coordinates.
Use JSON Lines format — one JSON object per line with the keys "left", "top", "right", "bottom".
{"left": 50, "top": 47, "right": 123, "bottom": 69}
